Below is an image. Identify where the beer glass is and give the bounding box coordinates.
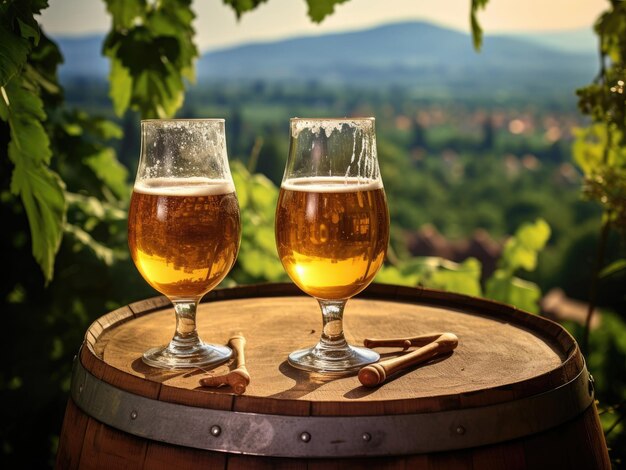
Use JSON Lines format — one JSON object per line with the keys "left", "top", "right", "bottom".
{"left": 275, "top": 118, "right": 390, "bottom": 373}
{"left": 128, "top": 119, "right": 241, "bottom": 369}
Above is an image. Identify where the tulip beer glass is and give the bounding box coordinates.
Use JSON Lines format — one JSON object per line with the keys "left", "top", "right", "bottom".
{"left": 128, "top": 119, "right": 240, "bottom": 369}
{"left": 275, "top": 118, "right": 389, "bottom": 373}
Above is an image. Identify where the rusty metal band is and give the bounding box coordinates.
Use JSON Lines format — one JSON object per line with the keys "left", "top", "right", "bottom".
{"left": 71, "top": 358, "right": 594, "bottom": 458}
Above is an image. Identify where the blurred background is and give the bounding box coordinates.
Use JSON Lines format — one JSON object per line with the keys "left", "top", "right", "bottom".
{"left": 1, "top": 0, "right": 625, "bottom": 467}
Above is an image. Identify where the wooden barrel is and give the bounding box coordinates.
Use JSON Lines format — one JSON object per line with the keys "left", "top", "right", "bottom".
{"left": 56, "top": 283, "right": 609, "bottom": 469}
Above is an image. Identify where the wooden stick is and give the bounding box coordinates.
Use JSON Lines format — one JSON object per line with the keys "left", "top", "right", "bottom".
{"left": 364, "top": 332, "right": 446, "bottom": 351}
{"left": 199, "top": 333, "right": 250, "bottom": 395}
{"left": 358, "top": 333, "right": 459, "bottom": 387}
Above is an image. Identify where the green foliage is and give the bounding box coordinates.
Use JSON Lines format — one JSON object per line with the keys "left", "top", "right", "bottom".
{"left": 51, "top": 110, "right": 129, "bottom": 201}
{"left": 2, "top": 0, "right": 625, "bottom": 466}
{"left": 565, "top": 310, "right": 626, "bottom": 461}
{"left": 377, "top": 219, "right": 550, "bottom": 313}
{"left": 485, "top": 219, "right": 550, "bottom": 313}
{"left": 573, "top": 124, "right": 626, "bottom": 235}
{"left": 498, "top": 218, "right": 550, "bottom": 272}
{"left": 305, "top": 0, "right": 349, "bottom": 23}
{"left": 0, "top": 0, "right": 42, "bottom": 87}
{"left": 429, "top": 257, "right": 482, "bottom": 296}
{"left": 470, "top": 0, "right": 489, "bottom": 51}
{"left": 222, "top": 0, "right": 348, "bottom": 23}
{"left": 376, "top": 257, "right": 482, "bottom": 297}
{"left": 230, "top": 161, "right": 287, "bottom": 283}
{"left": 575, "top": 1, "right": 626, "bottom": 237}
{"left": 103, "top": 0, "right": 197, "bottom": 118}
{"left": 0, "top": 4, "right": 65, "bottom": 283}
{"left": 223, "top": 0, "right": 269, "bottom": 18}
{"left": 600, "top": 258, "right": 626, "bottom": 278}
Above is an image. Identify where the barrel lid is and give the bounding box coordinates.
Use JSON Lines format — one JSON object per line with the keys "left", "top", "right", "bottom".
{"left": 82, "top": 283, "right": 582, "bottom": 416}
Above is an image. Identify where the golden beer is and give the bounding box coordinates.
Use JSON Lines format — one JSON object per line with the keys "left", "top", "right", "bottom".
{"left": 275, "top": 177, "right": 389, "bottom": 300}
{"left": 128, "top": 177, "right": 240, "bottom": 298}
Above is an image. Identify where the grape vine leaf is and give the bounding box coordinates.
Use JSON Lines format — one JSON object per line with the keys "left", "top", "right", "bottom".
{"left": 0, "top": 77, "right": 66, "bottom": 282}
{"left": 429, "top": 258, "right": 482, "bottom": 297}
{"left": 103, "top": 0, "right": 197, "bottom": 118}
{"left": 0, "top": 26, "right": 29, "bottom": 87}
{"left": 375, "top": 265, "right": 420, "bottom": 286}
{"left": 84, "top": 148, "right": 129, "bottom": 200}
{"left": 222, "top": 0, "right": 268, "bottom": 18}
{"left": 485, "top": 273, "right": 541, "bottom": 314}
{"left": 230, "top": 161, "right": 286, "bottom": 282}
{"left": 108, "top": 51, "right": 133, "bottom": 117}
{"left": 470, "top": 0, "right": 489, "bottom": 51}
{"left": 305, "top": 0, "right": 349, "bottom": 23}
{"left": 64, "top": 223, "right": 116, "bottom": 266}
{"left": 0, "top": 2, "right": 37, "bottom": 87}
{"left": 499, "top": 218, "right": 550, "bottom": 273}
{"left": 104, "top": 0, "right": 147, "bottom": 29}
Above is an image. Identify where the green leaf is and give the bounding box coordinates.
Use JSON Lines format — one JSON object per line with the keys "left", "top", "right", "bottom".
{"left": 501, "top": 242, "right": 537, "bottom": 271}
{"left": 249, "top": 173, "right": 278, "bottom": 209}
{"left": 470, "top": 0, "right": 489, "bottom": 51}
{"left": 231, "top": 162, "right": 250, "bottom": 208}
{"left": 92, "top": 119, "right": 124, "bottom": 140}
{"left": 428, "top": 258, "right": 482, "bottom": 297}
{"left": 499, "top": 219, "right": 550, "bottom": 273}
{"left": 3, "top": 80, "right": 49, "bottom": 163}
{"left": 108, "top": 53, "right": 133, "bottom": 117}
{"left": 485, "top": 271, "right": 541, "bottom": 313}
{"left": 600, "top": 258, "right": 626, "bottom": 278}
{"left": 573, "top": 125, "right": 626, "bottom": 176}
{"left": 222, "top": 0, "right": 268, "bottom": 18}
{"left": 84, "top": 148, "right": 129, "bottom": 200}
{"left": 66, "top": 192, "right": 126, "bottom": 222}
{"left": 103, "top": 0, "right": 197, "bottom": 118}
{"left": 516, "top": 218, "right": 550, "bottom": 251}
{"left": 305, "top": 0, "right": 349, "bottom": 23}
{"left": 11, "top": 161, "right": 66, "bottom": 282}
{"left": 17, "top": 17, "right": 40, "bottom": 45}
{"left": 595, "top": 2, "right": 626, "bottom": 63}
{"left": 375, "top": 265, "right": 419, "bottom": 287}
{"left": 64, "top": 223, "right": 115, "bottom": 265}
{"left": 0, "top": 3, "right": 36, "bottom": 87}
{"left": 2, "top": 76, "right": 66, "bottom": 282}
{"left": 104, "top": 0, "right": 147, "bottom": 29}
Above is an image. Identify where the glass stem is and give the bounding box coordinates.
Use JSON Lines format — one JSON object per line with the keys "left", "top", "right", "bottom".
{"left": 317, "top": 299, "right": 349, "bottom": 351}
{"left": 168, "top": 299, "right": 202, "bottom": 354}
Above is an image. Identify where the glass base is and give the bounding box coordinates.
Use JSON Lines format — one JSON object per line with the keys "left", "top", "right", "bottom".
{"left": 142, "top": 343, "right": 232, "bottom": 370}
{"left": 288, "top": 344, "right": 380, "bottom": 375}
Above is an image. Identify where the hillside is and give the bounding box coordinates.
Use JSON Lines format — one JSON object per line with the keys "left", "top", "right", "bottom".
{"left": 56, "top": 21, "right": 595, "bottom": 94}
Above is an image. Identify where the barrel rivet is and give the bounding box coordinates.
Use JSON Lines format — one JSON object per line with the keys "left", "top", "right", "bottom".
{"left": 362, "top": 432, "right": 372, "bottom": 442}
{"left": 210, "top": 425, "right": 222, "bottom": 437}
{"left": 78, "top": 384, "right": 83, "bottom": 394}
{"left": 300, "top": 432, "right": 311, "bottom": 443}
{"left": 130, "top": 410, "right": 138, "bottom": 420}
{"left": 588, "top": 374, "right": 595, "bottom": 396}
{"left": 456, "top": 425, "right": 466, "bottom": 435}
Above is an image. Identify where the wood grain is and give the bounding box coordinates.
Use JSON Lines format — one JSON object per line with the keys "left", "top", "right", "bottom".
{"left": 98, "top": 295, "right": 564, "bottom": 414}
{"left": 55, "top": 283, "right": 609, "bottom": 469}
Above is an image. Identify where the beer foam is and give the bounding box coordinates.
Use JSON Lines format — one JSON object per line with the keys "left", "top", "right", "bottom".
{"left": 290, "top": 118, "right": 374, "bottom": 139}
{"left": 134, "top": 177, "right": 235, "bottom": 196}
{"left": 281, "top": 177, "right": 383, "bottom": 193}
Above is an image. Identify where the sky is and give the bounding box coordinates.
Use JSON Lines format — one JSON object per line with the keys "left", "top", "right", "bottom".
{"left": 39, "top": 0, "right": 606, "bottom": 52}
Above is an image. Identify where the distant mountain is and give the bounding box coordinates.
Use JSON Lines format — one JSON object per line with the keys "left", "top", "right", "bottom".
{"left": 506, "top": 27, "right": 597, "bottom": 54}
{"left": 55, "top": 22, "right": 596, "bottom": 94}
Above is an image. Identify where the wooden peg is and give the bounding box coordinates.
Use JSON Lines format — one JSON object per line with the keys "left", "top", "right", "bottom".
{"left": 200, "top": 333, "right": 250, "bottom": 395}
{"left": 364, "top": 332, "right": 446, "bottom": 350}
{"left": 358, "top": 333, "right": 459, "bottom": 387}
